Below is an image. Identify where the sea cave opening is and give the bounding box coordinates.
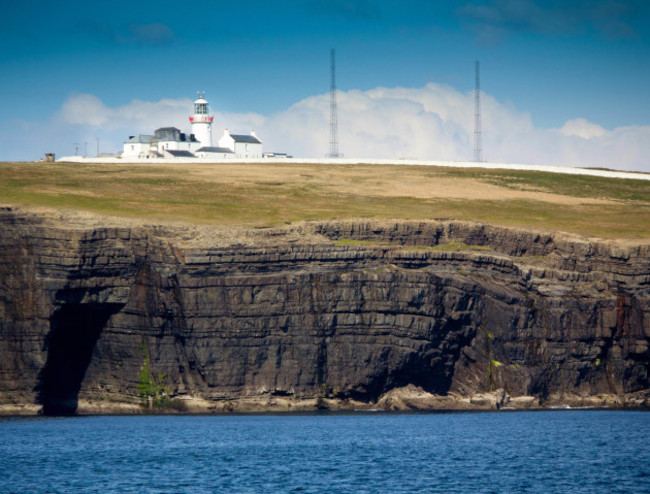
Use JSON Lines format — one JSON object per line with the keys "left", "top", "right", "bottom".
{"left": 35, "top": 303, "right": 121, "bottom": 416}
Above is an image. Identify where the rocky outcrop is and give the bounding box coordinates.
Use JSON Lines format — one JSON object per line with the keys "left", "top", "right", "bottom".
{"left": 0, "top": 207, "right": 648, "bottom": 414}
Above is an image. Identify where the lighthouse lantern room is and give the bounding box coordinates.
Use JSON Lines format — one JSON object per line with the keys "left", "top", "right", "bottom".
{"left": 190, "top": 91, "right": 213, "bottom": 147}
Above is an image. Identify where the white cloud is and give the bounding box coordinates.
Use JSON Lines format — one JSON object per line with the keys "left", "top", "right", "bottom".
{"left": 559, "top": 118, "right": 608, "bottom": 139}
{"left": 51, "top": 85, "right": 650, "bottom": 172}
{"left": 58, "top": 93, "right": 265, "bottom": 140}
{"left": 59, "top": 94, "right": 195, "bottom": 131}
{"left": 59, "top": 94, "right": 111, "bottom": 127}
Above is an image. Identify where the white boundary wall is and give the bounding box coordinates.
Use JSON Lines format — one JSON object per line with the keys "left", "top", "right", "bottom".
{"left": 55, "top": 156, "right": 650, "bottom": 181}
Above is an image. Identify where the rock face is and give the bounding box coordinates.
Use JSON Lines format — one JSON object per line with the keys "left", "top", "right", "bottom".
{"left": 0, "top": 207, "right": 649, "bottom": 414}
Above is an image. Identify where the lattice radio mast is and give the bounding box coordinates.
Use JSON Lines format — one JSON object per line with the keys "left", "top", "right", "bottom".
{"left": 329, "top": 48, "right": 340, "bottom": 158}
{"left": 474, "top": 60, "right": 484, "bottom": 163}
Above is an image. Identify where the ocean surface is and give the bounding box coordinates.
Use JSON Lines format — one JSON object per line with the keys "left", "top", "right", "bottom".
{"left": 1, "top": 410, "right": 648, "bottom": 493}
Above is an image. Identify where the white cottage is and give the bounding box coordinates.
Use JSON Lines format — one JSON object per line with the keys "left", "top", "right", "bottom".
{"left": 122, "top": 134, "right": 157, "bottom": 159}
{"left": 218, "top": 129, "right": 263, "bottom": 159}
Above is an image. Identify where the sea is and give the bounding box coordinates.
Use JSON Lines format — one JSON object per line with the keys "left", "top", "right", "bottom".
{"left": 1, "top": 410, "right": 648, "bottom": 493}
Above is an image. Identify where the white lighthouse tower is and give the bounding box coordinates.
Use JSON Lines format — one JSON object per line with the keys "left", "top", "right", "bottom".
{"left": 190, "top": 91, "right": 213, "bottom": 147}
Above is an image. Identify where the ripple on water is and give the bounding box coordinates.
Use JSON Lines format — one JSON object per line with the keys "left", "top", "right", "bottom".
{"left": 0, "top": 411, "right": 648, "bottom": 493}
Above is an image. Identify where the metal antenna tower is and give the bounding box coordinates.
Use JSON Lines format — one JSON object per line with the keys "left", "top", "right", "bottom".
{"left": 329, "top": 48, "right": 340, "bottom": 158}
{"left": 474, "top": 60, "right": 483, "bottom": 163}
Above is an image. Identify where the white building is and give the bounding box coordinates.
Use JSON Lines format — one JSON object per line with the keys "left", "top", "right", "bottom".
{"left": 218, "top": 129, "right": 263, "bottom": 159}
{"left": 123, "top": 127, "right": 201, "bottom": 159}
{"left": 122, "top": 134, "right": 156, "bottom": 159}
{"left": 121, "top": 93, "right": 263, "bottom": 160}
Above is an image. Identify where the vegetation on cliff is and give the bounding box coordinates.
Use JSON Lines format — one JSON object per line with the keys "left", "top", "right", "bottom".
{"left": 137, "top": 341, "right": 185, "bottom": 412}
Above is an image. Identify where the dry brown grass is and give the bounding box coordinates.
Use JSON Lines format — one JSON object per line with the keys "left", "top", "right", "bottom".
{"left": 1, "top": 161, "right": 649, "bottom": 240}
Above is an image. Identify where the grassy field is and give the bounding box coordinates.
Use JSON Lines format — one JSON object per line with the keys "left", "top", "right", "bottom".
{"left": 1, "top": 161, "right": 649, "bottom": 240}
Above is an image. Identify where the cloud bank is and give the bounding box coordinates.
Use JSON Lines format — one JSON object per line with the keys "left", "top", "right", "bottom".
{"left": 55, "top": 83, "right": 650, "bottom": 172}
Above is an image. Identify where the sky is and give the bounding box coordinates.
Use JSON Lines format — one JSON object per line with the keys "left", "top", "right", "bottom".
{"left": 1, "top": 0, "right": 650, "bottom": 171}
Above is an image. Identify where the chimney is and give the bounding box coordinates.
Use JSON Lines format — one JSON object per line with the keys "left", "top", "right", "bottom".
{"left": 250, "top": 130, "right": 257, "bottom": 138}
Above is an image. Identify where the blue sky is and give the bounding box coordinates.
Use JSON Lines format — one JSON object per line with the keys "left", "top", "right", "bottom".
{"left": 2, "top": 0, "right": 650, "bottom": 170}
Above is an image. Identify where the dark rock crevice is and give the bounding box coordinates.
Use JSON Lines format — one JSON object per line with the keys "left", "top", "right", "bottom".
{"left": 35, "top": 303, "right": 123, "bottom": 415}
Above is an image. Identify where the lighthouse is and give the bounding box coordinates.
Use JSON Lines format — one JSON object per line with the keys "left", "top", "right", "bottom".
{"left": 121, "top": 90, "right": 266, "bottom": 160}
{"left": 189, "top": 91, "right": 213, "bottom": 147}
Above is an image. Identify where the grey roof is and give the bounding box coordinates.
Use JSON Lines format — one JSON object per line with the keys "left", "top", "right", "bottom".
{"left": 155, "top": 127, "right": 182, "bottom": 142}
{"left": 165, "top": 150, "right": 195, "bottom": 157}
{"left": 126, "top": 134, "right": 154, "bottom": 144}
{"left": 196, "top": 146, "right": 234, "bottom": 154}
{"left": 230, "top": 134, "right": 262, "bottom": 144}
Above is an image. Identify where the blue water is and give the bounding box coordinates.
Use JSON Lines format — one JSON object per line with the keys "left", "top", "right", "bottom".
{"left": 1, "top": 411, "right": 648, "bottom": 493}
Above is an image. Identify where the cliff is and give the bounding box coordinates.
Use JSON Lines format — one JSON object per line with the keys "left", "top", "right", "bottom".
{"left": 0, "top": 207, "right": 648, "bottom": 415}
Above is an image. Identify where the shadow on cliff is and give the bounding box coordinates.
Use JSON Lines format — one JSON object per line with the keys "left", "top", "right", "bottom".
{"left": 34, "top": 303, "right": 122, "bottom": 416}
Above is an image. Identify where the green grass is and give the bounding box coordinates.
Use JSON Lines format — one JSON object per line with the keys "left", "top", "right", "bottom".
{"left": 333, "top": 239, "right": 393, "bottom": 248}
{"left": 424, "top": 167, "right": 650, "bottom": 202}
{"left": 425, "top": 240, "right": 492, "bottom": 252}
{"left": 333, "top": 239, "right": 494, "bottom": 252}
{"left": 0, "top": 161, "right": 649, "bottom": 240}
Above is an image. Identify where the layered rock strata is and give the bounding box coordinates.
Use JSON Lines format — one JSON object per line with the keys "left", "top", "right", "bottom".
{"left": 0, "top": 207, "right": 648, "bottom": 414}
